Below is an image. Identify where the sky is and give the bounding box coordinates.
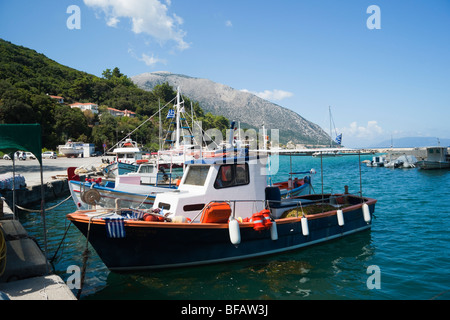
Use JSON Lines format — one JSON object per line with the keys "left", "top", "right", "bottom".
{"left": 1, "top": 0, "right": 449, "bottom": 147}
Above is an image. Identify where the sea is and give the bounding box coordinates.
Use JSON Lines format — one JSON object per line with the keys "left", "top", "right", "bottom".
{"left": 17, "top": 154, "right": 450, "bottom": 301}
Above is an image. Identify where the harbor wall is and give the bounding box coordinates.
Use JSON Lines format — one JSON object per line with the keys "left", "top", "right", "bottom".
{"left": 1, "top": 179, "right": 70, "bottom": 212}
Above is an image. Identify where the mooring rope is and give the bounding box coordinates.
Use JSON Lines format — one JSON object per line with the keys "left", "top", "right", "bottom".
{"left": 76, "top": 210, "right": 113, "bottom": 299}
{"left": 14, "top": 195, "right": 73, "bottom": 213}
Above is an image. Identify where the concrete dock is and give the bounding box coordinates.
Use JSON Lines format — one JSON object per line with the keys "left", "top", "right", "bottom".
{"left": 0, "top": 156, "right": 108, "bottom": 300}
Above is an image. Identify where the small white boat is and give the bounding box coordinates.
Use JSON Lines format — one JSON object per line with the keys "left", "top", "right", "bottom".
{"left": 385, "top": 155, "right": 418, "bottom": 169}
{"left": 102, "top": 139, "right": 144, "bottom": 178}
{"left": 365, "top": 155, "right": 386, "bottom": 167}
{"left": 58, "top": 140, "right": 84, "bottom": 158}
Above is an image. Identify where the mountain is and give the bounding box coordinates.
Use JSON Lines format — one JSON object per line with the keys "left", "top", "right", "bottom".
{"left": 132, "top": 72, "right": 331, "bottom": 145}
{"left": 372, "top": 137, "right": 450, "bottom": 148}
{"left": 0, "top": 39, "right": 228, "bottom": 150}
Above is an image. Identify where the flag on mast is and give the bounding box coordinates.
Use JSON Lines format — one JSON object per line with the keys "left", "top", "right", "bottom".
{"left": 166, "top": 109, "right": 175, "bottom": 119}
{"left": 335, "top": 133, "right": 342, "bottom": 145}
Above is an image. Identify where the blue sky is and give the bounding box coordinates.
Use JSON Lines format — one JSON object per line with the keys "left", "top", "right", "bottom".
{"left": 1, "top": 0, "right": 449, "bottom": 147}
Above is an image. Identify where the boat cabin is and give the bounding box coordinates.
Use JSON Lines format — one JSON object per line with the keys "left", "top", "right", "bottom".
{"left": 425, "top": 146, "right": 448, "bottom": 162}
{"left": 153, "top": 154, "right": 269, "bottom": 222}
{"left": 113, "top": 139, "right": 143, "bottom": 164}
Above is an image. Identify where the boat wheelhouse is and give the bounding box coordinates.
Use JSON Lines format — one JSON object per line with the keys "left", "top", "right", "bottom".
{"left": 416, "top": 146, "right": 450, "bottom": 170}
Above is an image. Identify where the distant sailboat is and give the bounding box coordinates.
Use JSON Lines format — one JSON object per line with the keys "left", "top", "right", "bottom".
{"left": 312, "top": 106, "right": 343, "bottom": 157}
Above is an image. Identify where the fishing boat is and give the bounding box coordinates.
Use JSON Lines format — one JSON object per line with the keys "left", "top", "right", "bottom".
{"left": 67, "top": 152, "right": 376, "bottom": 271}
{"left": 58, "top": 140, "right": 84, "bottom": 158}
{"left": 416, "top": 146, "right": 450, "bottom": 170}
{"left": 68, "top": 164, "right": 179, "bottom": 210}
{"left": 102, "top": 139, "right": 145, "bottom": 178}
{"left": 68, "top": 150, "right": 313, "bottom": 210}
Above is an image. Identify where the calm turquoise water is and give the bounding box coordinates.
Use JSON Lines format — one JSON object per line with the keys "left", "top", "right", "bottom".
{"left": 18, "top": 154, "right": 450, "bottom": 300}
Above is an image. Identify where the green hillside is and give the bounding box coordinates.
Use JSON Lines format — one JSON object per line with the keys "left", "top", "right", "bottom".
{"left": 0, "top": 39, "right": 229, "bottom": 151}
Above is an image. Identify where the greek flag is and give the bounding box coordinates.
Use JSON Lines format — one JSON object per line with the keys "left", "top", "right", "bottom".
{"left": 335, "top": 133, "right": 342, "bottom": 145}
{"left": 104, "top": 217, "right": 126, "bottom": 238}
{"left": 166, "top": 109, "right": 175, "bottom": 119}
{"left": 130, "top": 209, "right": 145, "bottom": 220}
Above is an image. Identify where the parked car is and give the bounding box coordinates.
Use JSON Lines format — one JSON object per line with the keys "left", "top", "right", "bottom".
{"left": 2, "top": 151, "right": 27, "bottom": 160}
{"left": 25, "top": 152, "right": 36, "bottom": 160}
{"left": 91, "top": 151, "right": 103, "bottom": 157}
{"left": 42, "top": 151, "right": 58, "bottom": 159}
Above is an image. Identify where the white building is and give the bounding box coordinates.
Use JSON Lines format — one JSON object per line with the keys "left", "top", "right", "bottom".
{"left": 48, "top": 95, "right": 64, "bottom": 104}
{"left": 107, "top": 107, "right": 136, "bottom": 118}
{"left": 70, "top": 102, "right": 99, "bottom": 114}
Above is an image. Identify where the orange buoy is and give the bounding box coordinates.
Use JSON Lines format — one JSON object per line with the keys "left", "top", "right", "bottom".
{"left": 261, "top": 209, "right": 272, "bottom": 228}
{"left": 251, "top": 212, "right": 266, "bottom": 231}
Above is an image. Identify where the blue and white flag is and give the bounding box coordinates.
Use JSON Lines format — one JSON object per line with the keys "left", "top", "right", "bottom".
{"left": 335, "top": 133, "right": 342, "bottom": 145}
{"left": 104, "top": 217, "right": 126, "bottom": 238}
{"left": 166, "top": 109, "right": 175, "bottom": 119}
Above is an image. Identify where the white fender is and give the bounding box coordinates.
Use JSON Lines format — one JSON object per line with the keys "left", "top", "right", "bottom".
{"left": 270, "top": 220, "right": 278, "bottom": 241}
{"left": 228, "top": 217, "right": 241, "bottom": 246}
{"left": 301, "top": 216, "right": 309, "bottom": 236}
{"left": 337, "top": 209, "right": 344, "bottom": 226}
{"left": 362, "top": 203, "right": 371, "bottom": 223}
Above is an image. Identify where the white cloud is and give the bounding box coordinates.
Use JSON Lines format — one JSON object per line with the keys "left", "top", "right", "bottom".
{"left": 241, "top": 89, "right": 294, "bottom": 101}
{"left": 225, "top": 20, "right": 233, "bottom": 27}
{"left": 332, "top": 120, "right": 385, "bottom": 147}
{"left": 84, "top": 0, "right": 189, "bottom": 50}
{"left": 340, "top": 121, "right": 383, "bottom": 139}
{"left": 128, "top": 48, "right": 166, "bottom": 67}
{"left": 106, "top": 16, "right": 120, "bottom": 27}
{"left": 140, "top": 53, "right": 166, "bottom": 67}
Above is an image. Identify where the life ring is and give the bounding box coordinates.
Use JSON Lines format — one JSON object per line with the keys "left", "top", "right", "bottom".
{"left": 250, "top": 212, "right": 266, "bottom": 231}
{"left": 250, "top": 210, "right": 272, "bottom": 231}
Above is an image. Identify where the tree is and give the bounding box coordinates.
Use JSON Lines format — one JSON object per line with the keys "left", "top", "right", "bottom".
{"left": 102, "top": 68, "right": 112, "bottom": 80}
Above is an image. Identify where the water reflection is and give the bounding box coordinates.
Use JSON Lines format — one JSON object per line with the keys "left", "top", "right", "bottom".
{"left": 83, "top": 230, "right": 374, "bottom": 300}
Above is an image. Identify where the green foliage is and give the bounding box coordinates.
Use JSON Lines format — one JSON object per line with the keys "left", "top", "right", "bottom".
{"left": 0, "top": 38, "right": 229, "bottom": 151}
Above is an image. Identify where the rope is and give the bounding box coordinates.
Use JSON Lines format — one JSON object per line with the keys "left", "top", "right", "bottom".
{"left": 76, "top": 211, "right": 113, "bottom": 299}
{"left": 49, "top": 221, "right": 71, "bottom": 263}
{"left": 14, "top": 195, "right": 73, "bottom": 213}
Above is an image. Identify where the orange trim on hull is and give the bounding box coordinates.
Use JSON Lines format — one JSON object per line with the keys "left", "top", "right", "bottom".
{"left": 66, "top": 196, "right": 376, "bottom": 229}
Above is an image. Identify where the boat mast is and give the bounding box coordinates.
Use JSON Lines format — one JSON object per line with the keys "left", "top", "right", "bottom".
{"left": 175, "top": 87, "right": 181, "bottom": 149}
{"left": 329, "top": 106, "right": 332, "bottom": 148}
{"left": 159, "top": 99, "right": 162, "bottom": 150}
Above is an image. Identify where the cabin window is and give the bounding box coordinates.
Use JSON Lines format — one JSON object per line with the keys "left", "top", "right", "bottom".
{"left": 214, "top": 163, "right": 249, "bottom": 189}
{"left": 158, "top": 202, "right": 171, "bottom": 210}
{"left": 140, "top": 165, "right": 154, "bottom": 173}
{"left": 183, "top": 204, "right": 206, "bottom": 212}
{"left": 184, "top": 165, "right": 210, "bottom": 186}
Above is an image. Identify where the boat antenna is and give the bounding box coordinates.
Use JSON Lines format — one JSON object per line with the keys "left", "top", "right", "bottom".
{"left": 359, "top": 150, "right": 363, "bottom": 201}
{"left": 159, "top": 99, "right": 162, "bottom": 150}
